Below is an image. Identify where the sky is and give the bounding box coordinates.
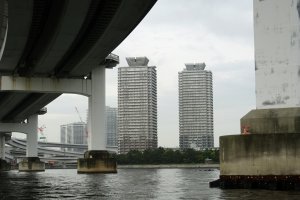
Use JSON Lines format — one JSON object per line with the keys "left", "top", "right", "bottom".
{"left": 17, "top": 0, "right": 256, "bottom": 148}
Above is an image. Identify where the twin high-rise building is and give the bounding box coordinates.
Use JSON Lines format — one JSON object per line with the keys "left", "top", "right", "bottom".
{"left": 60, "top": 59, "right": 213, "bottom": 153}
{"left": 178, "top": 63, "right": 214, "bottom": 150}
{"left": 117, "top": 58, "right": 213, "bottom": 153}
{"left": 117, "top": 57, "right": 158, "bottom": 154}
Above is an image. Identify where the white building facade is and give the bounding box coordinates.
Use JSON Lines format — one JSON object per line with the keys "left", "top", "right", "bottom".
{"left": 118, "top": 57, "right": 157, "bottom": 154}
{"left": 254, "top": 0, "right": 300, "bottom": 109}
{"left": 179, "top": 63, "right": 214, "bottom": 150}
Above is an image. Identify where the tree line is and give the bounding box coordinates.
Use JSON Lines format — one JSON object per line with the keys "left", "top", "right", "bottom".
{"left": 116, "top": 147, "right": 219, "bottom": 165}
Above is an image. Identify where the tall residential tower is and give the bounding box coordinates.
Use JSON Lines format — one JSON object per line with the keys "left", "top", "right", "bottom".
{"left": 118, "top": 57, "right": 157, "bottom": 154}
{"left": 179, "top": 63, "right": 213, "bottom": 150}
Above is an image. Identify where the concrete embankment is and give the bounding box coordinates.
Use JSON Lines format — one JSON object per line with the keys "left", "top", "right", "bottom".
{"left": 118, "top": 164, "right": 219, "bottom": 169}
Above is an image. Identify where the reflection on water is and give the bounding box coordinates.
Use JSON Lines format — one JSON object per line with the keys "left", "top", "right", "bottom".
{"left": 0, "top": 169, "right": 300, "bottom": 199}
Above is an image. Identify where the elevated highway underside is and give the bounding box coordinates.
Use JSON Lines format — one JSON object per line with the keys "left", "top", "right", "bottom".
{"left": 0, "top": 0, "right": 156, "bottom": 123}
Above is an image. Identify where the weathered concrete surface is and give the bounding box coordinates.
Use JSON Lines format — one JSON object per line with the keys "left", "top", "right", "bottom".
{"left": 0, "top": 159, "right": 10, "bottom": 171}
{"left": 220, "top": 134, "right": 300, "bottom": 176}
{"left": 241, "top": 108, "right": 300, "bottom": 134}
{"left": 19, "top": 157, "right": 45, "bottom": 172}
{"left": 77, "top": 150, "right": 117, "bottom": 173}
{"left": 254, "top": 0, "right": 300, "bottom": 109}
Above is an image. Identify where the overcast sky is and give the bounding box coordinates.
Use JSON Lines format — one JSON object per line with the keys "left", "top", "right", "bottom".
{"left": 22, "top": 0, "right": 256, "bottom": 148}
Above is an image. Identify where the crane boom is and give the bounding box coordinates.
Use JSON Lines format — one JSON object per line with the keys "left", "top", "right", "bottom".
{"left": 75, "top": 106, "right": 83, "bottom": 123}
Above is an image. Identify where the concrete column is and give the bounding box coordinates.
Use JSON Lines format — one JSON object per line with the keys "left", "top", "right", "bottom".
{"left": 0, "top": 133, "right": 9, "bottom": 171}
{"left": 19, "top": 114, "right": 44, "bottom": 172}
{"left": 0, "top": 134, "right": 5, "bottom": 159}
{"left": 87, "top": 97, "right": 92, "bottom": 149}
{"left": 78, "top": 66, "right": 117, "bottom": 173}
{"left": 88, "top": 66, "right": 106, "bottom": 150}
{"left": 26, "top": 115, "right": 38, "bottom": 157}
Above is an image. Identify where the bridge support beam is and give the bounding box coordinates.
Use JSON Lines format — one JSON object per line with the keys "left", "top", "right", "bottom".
{"left": 0, "top": 134, "right": 5, "bottom": 160}
{"left": 0, "top": 114, "right": 46, "bottom": 172}
{"left": 0, "top": 134, "right": 10, "bottom": 171}
{"left": 18, "top": 115, "right": 45, "bottom": 172}
{"left": 26, "top": 115, "right": 38, "bottom": 157}
{"left": 88, "top": 66, "right": 106, "bottom": 150}
{"left": 78, "top": 66, "right": 117, "bottom": 173}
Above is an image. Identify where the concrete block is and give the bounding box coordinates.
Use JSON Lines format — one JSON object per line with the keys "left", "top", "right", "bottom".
{"left": 77, "top": 150, "right": 117, "bottom": 173}
{"left": 241, "top": 107, "right": 300, "bottom": 134}
{"left": 0, "top": 159, "right": 10, "bottom": 171}
{"left": 220, "top": 133, "right": 300, "bottom": 176}
{"left": 209, "top": 133, "right": 300, "bottom": 190}
{"left": 19, "top": 157, "right": 45, "bottom": 172}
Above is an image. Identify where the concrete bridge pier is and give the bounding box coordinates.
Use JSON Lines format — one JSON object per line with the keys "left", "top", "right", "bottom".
{"left": 0, "top": 134, "right": 10, "bottom": 171}
{"left": 210, "top": 107, "right": 300, "bottom": 190}
{"left": 19, "top": 115, "right": 45, "bottom": 172}
{"left": 0, "top": 114, "right": 45, "bottom": 172}
{"left": 210, "top": 0, "right": 300, "bottom": 190}
{"left": 77, "top": 66, "right": 117, "bottom": 173}
{"left": 0, "top": 134, "right": 5, "bottom": 160}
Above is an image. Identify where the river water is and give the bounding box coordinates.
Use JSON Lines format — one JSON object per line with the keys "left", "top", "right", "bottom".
{"left": 1, "top": 169, "right": 300, "bottom": 199}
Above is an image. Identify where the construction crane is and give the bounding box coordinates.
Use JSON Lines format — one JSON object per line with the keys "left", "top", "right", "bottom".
{"left": 75, "top": 106, "right": 83, "bottom": 123}
{"left": 75, "top": 106, "right": 88, "bottom": 138}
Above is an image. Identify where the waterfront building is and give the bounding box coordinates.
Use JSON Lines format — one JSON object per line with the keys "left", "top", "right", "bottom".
{"left": 60, "top": 122, "right": 87, "bottom": 152}
{"left": 178, "top": 63, "right": 214, "bottom": 150}
{"left": 106, "top": 106, "right": 118, "bottom": 148}
{"left": 118, "top": 57, "right": 157, "bottom": 154}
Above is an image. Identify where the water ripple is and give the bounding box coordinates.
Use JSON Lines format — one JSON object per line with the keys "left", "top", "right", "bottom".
{"left": 0, "top": 169, "right": 300, "bottom": 199}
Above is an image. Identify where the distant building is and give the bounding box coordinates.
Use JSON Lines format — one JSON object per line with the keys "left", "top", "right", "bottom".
{"left": 178, "top": 63, "right": 214, "bottom": 150}
{"left": 60, "top": 122, "right": 87, "bottom": 152}
{"left": 118, "top": 57, "right": 157, "bottom": 154}
{"left": 106, "top": 106, "right": 118, "bottom": 148}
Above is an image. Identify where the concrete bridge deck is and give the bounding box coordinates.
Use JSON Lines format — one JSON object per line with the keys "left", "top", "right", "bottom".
{"left": 0, "top": 0, "right": 156, "bottom": 123}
